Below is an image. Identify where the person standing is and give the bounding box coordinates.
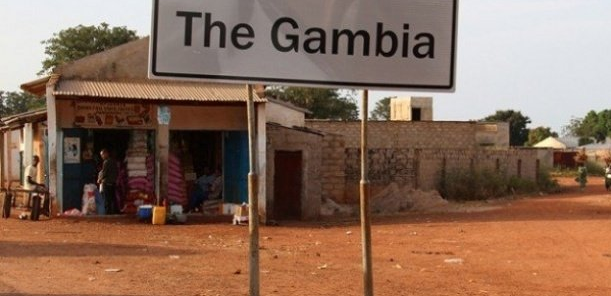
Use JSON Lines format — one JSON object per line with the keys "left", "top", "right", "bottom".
{"left": 605, "top": 162, "right": 611, "bottom": 191}
{"left": 98, "top": 149, "right": 118, "bottom": 215}
{"left": 576, "top": 162, "right": 588, "bottom": 192}
{"left": 188, "top": 167, "right": 214, "bottom": 212}
{"left": 208, "top": 168, "right": 223, "bottom": 200}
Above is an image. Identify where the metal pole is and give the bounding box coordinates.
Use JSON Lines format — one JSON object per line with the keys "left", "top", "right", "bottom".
{"left": 246, "top": 84, "right": 260, "bottom": 296}
{"left": 360, "top": 89, "right": 374, "bottom": 296}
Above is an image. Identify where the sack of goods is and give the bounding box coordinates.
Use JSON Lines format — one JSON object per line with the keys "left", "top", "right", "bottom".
{"left": 81, "top": 184, "right": 98, "bottom": 215}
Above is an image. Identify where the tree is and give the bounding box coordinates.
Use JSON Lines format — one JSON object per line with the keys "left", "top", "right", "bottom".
{"left": 39, "top": 22, "right": 138, "bottom": 74}
{"left": 482, "top": 110, "right": 531, "bottom": 146}
{"left": 370, "top": 97, "right": 391, "bottom": 120}
{"left": 0, "top": 91, "right": 45, "bottom": 117}
{"left": 265, "top": 87, "right": 358, "bottom": 120}
{"left": 563, "top": 110, "right": 611, "bottom": 144}
{"left": 526, "top": 126, "right": 558, "bottom": 147}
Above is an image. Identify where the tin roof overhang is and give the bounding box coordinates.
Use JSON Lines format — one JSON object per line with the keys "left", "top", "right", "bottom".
{"left": 52, "top": 79, "right": 266, "bottom": 103}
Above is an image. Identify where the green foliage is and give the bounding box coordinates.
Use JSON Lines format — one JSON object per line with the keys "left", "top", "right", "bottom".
{"left": 564, "top": 110, "right": 611, "bottom": 144}
{"left": 438, "top": 167, "right": 557, "bottom": 201}
{"left": 585, "top": 160, "right": 605, "bottom": 176}
{"left": 578, "top": 137, "right": 594, "bottom": 146}
{"left": 482, "top": 110, "right": 531, "bottom": 147}
{"left": 507, "top": 176, "right": 538, "bottom": 194}
{"left": 0, "top": 91, "right": 45, "bottom": 117}
{"left": 370, "top": 97, "right": 391, "bottom": 120}
{"left": 439, "top": 168, "right": 508, "bottom": 201}
{"left": 40, "top": 22, "right": 138, "bottom": 74}
{"left": 265, "top": 87, "right": 358, "bottom": 120}
{"left": 526, "top": 126, "right": 558, "bottom": 146}
{"left": 537, "top": 167, "right": 560, "bottom": 192}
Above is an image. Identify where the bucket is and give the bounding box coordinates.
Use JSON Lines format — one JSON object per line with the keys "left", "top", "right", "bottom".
{"left": 137, "top": 205, "right": 153, "bottom": 220}
{"left": 152, "top": 206, "right": 166, "bottom": 225}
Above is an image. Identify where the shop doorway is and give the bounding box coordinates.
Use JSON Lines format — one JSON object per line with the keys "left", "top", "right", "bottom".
{"left": 169, "top": 131, "right": 222, "bottom": 207}
{"left": 62, "top": 129, "right": 132, "bottom": 212}
{"left": 168, "top": 130, "right": 248, "bottom": 207}
{"left": 273, "top": 151, "right": 303, "bottom": 220}
{"left": 223, "top": 131, "right": 248, "bottom": 204}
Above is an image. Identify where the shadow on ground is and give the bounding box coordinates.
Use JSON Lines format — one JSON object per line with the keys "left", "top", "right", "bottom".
{"left": 0, "top": 241, "right": 195, "bottom": 258}
{"left": 0, "top": 294, "right": 148, "bottom": 296}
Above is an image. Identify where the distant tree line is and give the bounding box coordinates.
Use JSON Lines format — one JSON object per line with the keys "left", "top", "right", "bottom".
{"left": 0, "top": 91, "right": 45, "bottom": 118}
{"left": 265, "top": 87, "right": 359, "bottom": 120}
{"left": 564, "top": 110, "right": 611, "bottom": 145}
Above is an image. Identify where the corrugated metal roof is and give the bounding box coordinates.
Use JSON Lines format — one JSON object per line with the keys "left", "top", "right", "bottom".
{"left": 0, "top": 108, "right": 47, "bottom": 130}
{"left": 53, "top": 80, "right": 266, "bottom": 103}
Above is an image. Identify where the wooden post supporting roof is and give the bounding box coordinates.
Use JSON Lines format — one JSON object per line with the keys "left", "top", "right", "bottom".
{"left": 45, "top": 76, "right": 60, "bottom": 214}
{"left": 157, "top": 119, "right": 169, "bottom": 206}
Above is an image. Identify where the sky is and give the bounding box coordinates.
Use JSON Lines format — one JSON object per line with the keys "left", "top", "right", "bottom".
{"left": 1, "top": 0, "right": 610, "bottom": 134}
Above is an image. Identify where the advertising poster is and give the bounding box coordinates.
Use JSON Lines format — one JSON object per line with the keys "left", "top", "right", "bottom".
{"left": 64, "top": 137, "right": 81, "bottom": 164}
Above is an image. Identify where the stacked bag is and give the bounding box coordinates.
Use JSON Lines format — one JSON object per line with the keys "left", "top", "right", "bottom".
{"left": 121, "top": 131, "right": 155, "bottom": 213}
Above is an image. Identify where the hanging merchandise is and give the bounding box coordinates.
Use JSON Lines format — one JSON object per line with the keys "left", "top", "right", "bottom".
{"left": 168, "top": 153, "right": 188, "bottom": 206}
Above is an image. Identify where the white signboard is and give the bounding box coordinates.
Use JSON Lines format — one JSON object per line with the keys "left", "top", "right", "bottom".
{"left": 150, "top": 0, "right": 458, "bottom": 91}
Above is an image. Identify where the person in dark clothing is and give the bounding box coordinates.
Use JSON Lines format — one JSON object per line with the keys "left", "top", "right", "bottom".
{"left": 97, "top": 149, "right": 118, "bottom": 215}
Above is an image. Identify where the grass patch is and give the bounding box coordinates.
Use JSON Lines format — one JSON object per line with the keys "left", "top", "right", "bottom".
{"left": 550, "top": 160, "right": 605, "bottom": 177}
{"left": 439, "top": 167, "right": 558, "bottom": 201}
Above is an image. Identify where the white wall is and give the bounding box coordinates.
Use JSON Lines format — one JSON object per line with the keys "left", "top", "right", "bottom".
{"left": 266, "top": 101, "right": 305, "bottom": 127}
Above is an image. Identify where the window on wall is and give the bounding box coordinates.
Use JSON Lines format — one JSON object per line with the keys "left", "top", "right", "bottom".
{"left": 411, "top": 108, "right": 422, "bottom": 121}
{"left": 19, "top": 151, "right": 23, "bottom": 184}
{"left": 442, "top": 158, "right": 447, "bottom": 178}
{"left": 535, "top": 159, "right": 540, "bottom": 183}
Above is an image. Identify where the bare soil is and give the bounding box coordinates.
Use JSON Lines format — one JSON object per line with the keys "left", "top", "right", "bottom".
{"left": 1, "top": 177, "right": 611, "bottom": 296}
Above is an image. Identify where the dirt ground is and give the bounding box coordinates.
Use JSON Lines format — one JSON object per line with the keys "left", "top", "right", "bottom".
{"left": 1, "top": 177, "right": 611, "bottom": 296}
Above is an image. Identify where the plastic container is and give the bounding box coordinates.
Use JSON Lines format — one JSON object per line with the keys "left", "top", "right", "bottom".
{"left": 170, "top": 204, "right": 183, "bottom": 215}
{"left": 137, "top": 205, "right": 153, "bottom": 220}
{"left": 152, "top": 206, "right": 166, "bottom": 225}
{"left": 175, "top": 213, "right": 187, "bottom": 224}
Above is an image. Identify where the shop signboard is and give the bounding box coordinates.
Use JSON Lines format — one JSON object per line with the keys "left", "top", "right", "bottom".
{"left": 150, "top": 0, "right": 458, "bottom": 91}
{"left": 73, "top": 102, "right": 154, "bottom": 128}
{"left": 157, "top": 105, "right": 171, "bottom": 125}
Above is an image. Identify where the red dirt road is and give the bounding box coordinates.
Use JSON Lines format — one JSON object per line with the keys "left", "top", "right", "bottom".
{"left": 1, "top": 177, "right": 611, "bottom": 296}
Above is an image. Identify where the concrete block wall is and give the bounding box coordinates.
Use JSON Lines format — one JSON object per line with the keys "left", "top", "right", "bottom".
{"left": 306, "top": 120, "right": 545, "bottom": 204}
{"left": 319, "top": 133, "right": 347, "bottom": 203}
{"left": 266, "top": 124, "right": 323, "bottom": 220}
{"left": 418, "top": 149, "right": 542, "bottom": 191}
{"left": 344, "top": 148, "right": 417, "bottom": 203}
{"left": 306, "top": 121, "right": 483, "bottom": 150}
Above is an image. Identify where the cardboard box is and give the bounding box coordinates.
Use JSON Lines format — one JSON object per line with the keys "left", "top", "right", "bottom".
{"left": 233, "top": 204, "right": 249, "bottom": 225}
{"left": 222, "top": 203, "right": 237, "bottom": 215}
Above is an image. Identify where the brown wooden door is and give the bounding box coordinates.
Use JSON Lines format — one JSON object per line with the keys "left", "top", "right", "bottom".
{"left": 274, "top": 151, "right": 302, "bottom": 220}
